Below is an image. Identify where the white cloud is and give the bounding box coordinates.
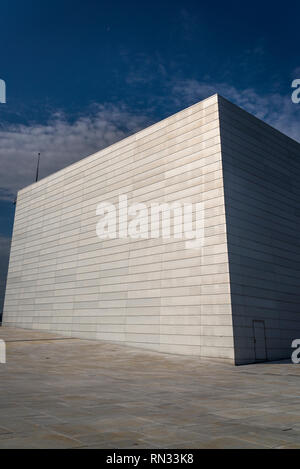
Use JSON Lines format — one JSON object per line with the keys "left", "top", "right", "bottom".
{"left": 0, "top": 83, "right": 299, "bottom": 205}
{"left": 0, "top": 104, "right": 150, "bottom": 201}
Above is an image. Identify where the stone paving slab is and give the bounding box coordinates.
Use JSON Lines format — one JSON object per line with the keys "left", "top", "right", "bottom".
{"left": 0, "top": 326, "right": 300, "bottom": 449}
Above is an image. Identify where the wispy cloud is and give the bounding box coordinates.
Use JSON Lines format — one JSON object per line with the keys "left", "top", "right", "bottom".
{"left": 171, "top": 79, "right": 300, "bottom": 142}
{"left": 0, "top": 104, "right": 150, "bottom": 202}
{"left": 0, "top": 81, "right": 299, "bottom": 205}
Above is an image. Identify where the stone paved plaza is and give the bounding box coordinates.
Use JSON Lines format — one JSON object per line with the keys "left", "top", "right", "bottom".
{"left": 0, "top": 326, "right": 300, "bottom": 449}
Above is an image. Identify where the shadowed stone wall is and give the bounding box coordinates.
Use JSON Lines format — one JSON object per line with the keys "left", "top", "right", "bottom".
{"left": 220, "top": 96, "right": 300, "bottom": 364}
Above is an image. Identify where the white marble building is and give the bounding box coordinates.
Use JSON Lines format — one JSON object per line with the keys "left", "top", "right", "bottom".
{"left": 3, "top": 94, "right": 300, "bottom": 364}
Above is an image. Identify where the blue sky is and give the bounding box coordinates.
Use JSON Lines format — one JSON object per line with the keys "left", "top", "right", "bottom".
{"left": 0, "top": 0, "right": 299, "bottom": 314}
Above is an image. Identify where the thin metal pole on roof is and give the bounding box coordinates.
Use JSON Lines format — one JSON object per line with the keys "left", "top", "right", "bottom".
{"left": 35, "top": 152, "right": 41, "bottom": 183}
